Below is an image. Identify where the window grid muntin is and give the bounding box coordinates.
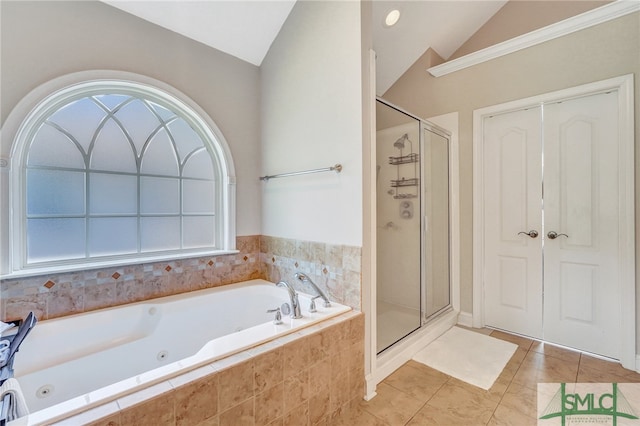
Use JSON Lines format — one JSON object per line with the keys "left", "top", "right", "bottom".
{"left": 23, "top": 89, "right": 220, "bottom": 267}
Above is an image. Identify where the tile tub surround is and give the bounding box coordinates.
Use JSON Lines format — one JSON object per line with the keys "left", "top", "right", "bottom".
{"left": 0, "top": 236, "right": 263, "bottom": 322}
{"left": 1, "top": 236, "right": 362, "bottom": 322}
{"left": 47, "top": 311, "right": 365, "bottom": 426}
{"left": 260, "top": 236, "right": 362, "bottom": 310}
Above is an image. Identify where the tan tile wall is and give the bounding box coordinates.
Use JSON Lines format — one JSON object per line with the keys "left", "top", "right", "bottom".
{"left": 0, "top": 236, "right": 263, "bottom": 322}
{"left": 1, "top": 236, "right": 362, "bottom": 322}
{"left": 54, "top": 312, "right": 365, "bottom": 426}
{"left": 260, "top": 236, "right": 361, "bottom": 310}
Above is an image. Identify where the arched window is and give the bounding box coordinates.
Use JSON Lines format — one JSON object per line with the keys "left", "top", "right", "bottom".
{"left": 8, "top": 77, "right": 236, "bottom": 274}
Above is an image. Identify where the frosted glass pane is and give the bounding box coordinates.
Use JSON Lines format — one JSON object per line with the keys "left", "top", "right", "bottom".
{"left": 140, "top": 129, "right": 179, "bottom": 176}
{"left": 89, "top": 218, "right": 137, "bottom": 256}
{"left": 90, "top": 119, "right": 136, "bottom": 173}
{"left": 183, "top": 149, "right": 215, "bottom": 180}
{"left": 27, "top": 218, "right": 85, "bottom": 262}
{"left": 148, "top": 101, "right": 176, "bottom": 121}
{"left": 141, "top": 217, "right": 180, "bottom": 252}
{"left": 183, "top": 216, "right": 215, "bottom": 249}
{"left": 167, "top": 118, "right": 204, "bottom": 163}
{"left": 94, "top": 94, "right": 131, "bottom": 111}
{"left": 90, "top": 173, "right": 137, "bottom": 214}
{"left": 114, "top": 99, "right": 162, "bottom": 156}
{"left": 27, "top": 123, "right": 85, "bottom": 168}
{"left": 27, "top": 169, "right": 85, "bottom": 215}
{"left": 140, "top": 177, "right": 179, "bottom": 214}
{"left": 183, "top": 180, "right": 215, "bottom": 214}
{"left": 47, "top": 97, "right": 107, "bottom": 153}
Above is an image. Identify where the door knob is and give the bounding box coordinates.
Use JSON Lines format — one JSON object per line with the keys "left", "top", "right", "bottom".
{"left": 547, "top": 231, "right": 569, "bottom": 239}
{"left": 518, "top": 230, "right": 539, "bottom": 238}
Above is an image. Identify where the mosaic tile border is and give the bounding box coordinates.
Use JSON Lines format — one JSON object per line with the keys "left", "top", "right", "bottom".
{"left": 0, "top": 236, "right": 262, "bottom": 322}
{"left": 1, "top": 236, "right": 361, "bottom": 322}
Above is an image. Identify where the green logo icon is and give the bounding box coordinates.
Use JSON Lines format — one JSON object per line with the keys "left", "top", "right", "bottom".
{"left": 540, "top": 383, "right": 639, "bottom": 425}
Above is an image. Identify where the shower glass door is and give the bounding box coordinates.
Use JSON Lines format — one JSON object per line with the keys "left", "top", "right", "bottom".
{"left": 376, "top": 100, "right": 422, "bottom": 353}
{"left": 422, "top": 126, "right": 450, "bottom": 319}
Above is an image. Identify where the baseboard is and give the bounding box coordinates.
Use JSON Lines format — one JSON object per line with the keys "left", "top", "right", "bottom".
{"left": 457, "top": 311, "right": 473, "bottom": 328}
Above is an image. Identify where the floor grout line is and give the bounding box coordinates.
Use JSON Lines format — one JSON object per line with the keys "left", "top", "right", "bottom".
{"left": 575, "top": 352, "right": 583, "bottom": 383}
{"left": 357, "top": 329, "right": 640, "bottom": 426}
{"left": 403, "top": 399, "right": 429, "bottom": 426}
{"left": 484, "top": 344, "right": 531, "bottom": 425}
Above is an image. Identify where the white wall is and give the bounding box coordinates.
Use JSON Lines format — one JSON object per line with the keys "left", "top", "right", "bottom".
{"left": 260, "top": 0, "right": 363, "bottom": 246}
{"left": 0, "top": 1, "right": 262, "bottom": 273}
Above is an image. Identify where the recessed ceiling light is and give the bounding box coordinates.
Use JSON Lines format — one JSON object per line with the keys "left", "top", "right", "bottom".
{"left": 384, "top": 9, "right": 401, "bottom": 27}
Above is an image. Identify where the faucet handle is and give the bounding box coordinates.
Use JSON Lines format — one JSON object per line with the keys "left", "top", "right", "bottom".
{"left": 267, "top": 307, "right": 283, "bottom": 325}
{"left": 309, "top": 296, "right": 322, "bottom": 313}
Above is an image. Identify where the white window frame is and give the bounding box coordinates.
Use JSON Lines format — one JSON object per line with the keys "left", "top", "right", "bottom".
{"left": 2, "top": 71, "right": 237, "bottom": 277}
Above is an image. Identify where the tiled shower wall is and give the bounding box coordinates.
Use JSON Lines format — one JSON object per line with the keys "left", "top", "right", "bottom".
{"left": 0, "top": 236, "right": 361, "bottom": 322}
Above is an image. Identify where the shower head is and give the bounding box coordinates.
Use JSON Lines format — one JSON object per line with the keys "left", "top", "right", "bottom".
{"left": 394, "top": 134, "right": 408, "bottom": 149}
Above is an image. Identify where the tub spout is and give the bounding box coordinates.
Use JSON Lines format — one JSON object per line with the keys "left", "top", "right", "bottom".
{"left": 276, "top": 281, "right": 302, "bottom": 319}
{"left": 294, "top": 272, "right": 331, "bottom": 307}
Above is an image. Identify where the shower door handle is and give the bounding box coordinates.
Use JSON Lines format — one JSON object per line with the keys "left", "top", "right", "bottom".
{"left": 518, "top": 230, "right": 538, "bottom": 238}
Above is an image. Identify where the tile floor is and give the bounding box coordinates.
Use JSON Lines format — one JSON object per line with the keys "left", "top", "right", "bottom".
{"left": 333, "top": 327, "right": 640, "bottom": 425}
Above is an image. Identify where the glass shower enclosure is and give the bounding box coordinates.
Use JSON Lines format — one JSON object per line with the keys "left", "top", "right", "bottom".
{"left": 376, "top": 99, "right": 451, "bottom": 354}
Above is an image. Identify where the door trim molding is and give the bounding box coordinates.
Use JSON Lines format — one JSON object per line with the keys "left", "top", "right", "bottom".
{"left": 472, "top": 74, "right": 636, "bottom": 369}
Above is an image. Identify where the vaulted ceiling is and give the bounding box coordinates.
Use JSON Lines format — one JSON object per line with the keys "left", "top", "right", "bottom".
{"left": 371, "top": 1, "right": 508, "bottom": 93}
{"left": 101, "top": 1, "right": 606, "bottom": 95}
{"left": 102, "top": 0, "right": 506, "bottom": 93}
{"left": 102, "top": 0, "right": 297, "bottom": 66}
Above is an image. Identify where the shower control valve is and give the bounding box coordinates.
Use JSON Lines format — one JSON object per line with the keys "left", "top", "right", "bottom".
{"left": 400, "top": 200, "right": 414, "bottom": 219}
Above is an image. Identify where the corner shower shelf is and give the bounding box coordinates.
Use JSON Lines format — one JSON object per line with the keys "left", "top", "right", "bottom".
{"left": 388, "top": 136, "right": 419, "bottom": 199}
{"left": 388, "top": 153, "right": 419, "bottom": 165}
{"left": 390, "top": 177, "right": 419, "bottom": 188}
{"left": 393, "top": 193, "right": 417, "bottom": 199}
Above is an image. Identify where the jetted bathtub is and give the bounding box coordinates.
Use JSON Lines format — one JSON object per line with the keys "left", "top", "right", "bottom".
{"left": 8, "top": 278, "right": 350, "bottom": 424}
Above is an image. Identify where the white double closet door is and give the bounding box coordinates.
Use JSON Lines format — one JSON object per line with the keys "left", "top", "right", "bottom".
{"left": 483, "top": 90, "right": 623, "bottom": 359}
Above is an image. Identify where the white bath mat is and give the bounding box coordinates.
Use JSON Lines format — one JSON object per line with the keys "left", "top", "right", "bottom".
{"left": 412, "top": 326, "right": 517, "bottom": 390}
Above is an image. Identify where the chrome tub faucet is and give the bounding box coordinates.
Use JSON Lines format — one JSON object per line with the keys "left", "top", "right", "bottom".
{"left": 276, "top": 281, "right": 302, "bottom": 319}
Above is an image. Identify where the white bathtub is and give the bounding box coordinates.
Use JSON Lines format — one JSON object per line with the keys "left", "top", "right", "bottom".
{"left": 8, "top": 279, "right": 350, "bottom": 424}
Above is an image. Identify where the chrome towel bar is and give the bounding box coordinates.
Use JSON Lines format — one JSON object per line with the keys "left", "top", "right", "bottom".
{"left": 259, "top": 164, "right": 342, "bottom": 181}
